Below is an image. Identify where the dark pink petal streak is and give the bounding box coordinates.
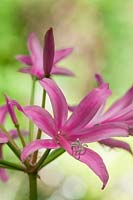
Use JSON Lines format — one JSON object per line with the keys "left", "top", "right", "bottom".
{"left": 43, "top": 28, "right": 55, "bottom": 75}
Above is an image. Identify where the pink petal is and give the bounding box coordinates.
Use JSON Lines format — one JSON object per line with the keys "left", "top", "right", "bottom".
{"left": 0, "top": 134, "right": 8, "bottom": 144}
{"left": 95, "top": 74, "right": 105, "bottom": 86}
{"left": 103, "top": 104, "right": 133, "bottom": 123}
{"left": 59, "top": 136, "right": 108, "bottom": 189}
{"left": 68, "top": 122, "right": 129, "bottom": 143}
{"left": 19, "top": 66, "right": 43, "bottom": 79}
{"left": 128, "top": 121, "right": 133, "bottom": 126}
{"left": 99, "top": 138, "right": 132, "bottom": 154}
{"left": 51, "top": 66, "right": 75, "bottom": 76}
{"left": 28, "top": 33, "right": 43, "bottom": 76}
{"left": 95, "top": 75, "right": 133, "bottom": 124}
{"left": 86, "top": 104, "right": 105, "bottom": 126}
{"left": 63, "top": 83, "right": 111, "bottom": 132}
{"left": 96, "top": 106, "right": 133, "bottom": 129}
{"left": 19, "top": 66, "right": 32, "bottom": 74}
{"left": 23, "top": 105, "right": 57, "bottom": 137}
{"left": 102, "top": 86, "right": 133, "bottom": 121}
{"left": 16, "top": 55, "right": 32, "bottom": 66}
{"left": 5, "top": 95, "right": 18, "bottom": 125}
{"left": 28, "top": 33, "right": 42, "bottom": 61}
{"left": 10, "top": 100, "right": 24, "bottom": 112}
{"left": 43, "top": 28, "right": 55, "bottom": 75}
{"left": 68, "top": 98, "right": 103, "bottom": 127}
{"left": 54, "top": 48, "right": 73, "bottom": 63}
{"left": 0, "top": 105, "right": 8, "bottom": 124}
{"left": 40, "top": 78, "right": 68, "bottom": 129}
{"left": 21, "top": 139, "right": 58, "bottom": 161}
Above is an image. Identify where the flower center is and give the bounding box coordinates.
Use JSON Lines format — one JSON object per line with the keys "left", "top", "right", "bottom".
{"left": 71, "top": 138, "right": 88, "bottom": 159}
{"left": 56, "top": 130, "right": 65, "bottom": 144}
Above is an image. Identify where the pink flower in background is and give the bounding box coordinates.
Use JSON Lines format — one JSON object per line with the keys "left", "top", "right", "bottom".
{"left": 0, "top": 103, "right": 28, "bottom": 182}
{"left": 0, "top": 129, "right": 28, "bottom": 182}
{"left": 0, "top": 105, "right": 9, "bottom": 182}
{"left": 20, "top": 78, "right": 130, "bottom": 189}
{"left": 0, "top": 105, "right": 8, "bottom": 124}
{"left": 0, "top": 147, "right": 8, "bottom": 182}
{"left": 16, "top": 28, "right": 74, "bottom": 79}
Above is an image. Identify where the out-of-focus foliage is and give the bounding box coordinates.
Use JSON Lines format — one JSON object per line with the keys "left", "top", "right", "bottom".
{"left": 0, "top": 0, "right": 133, "bottom": 199}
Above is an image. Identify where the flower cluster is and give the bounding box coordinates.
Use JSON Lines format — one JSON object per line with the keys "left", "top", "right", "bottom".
{"left": 0, "top": 28, "right": 132, "bottom": 197}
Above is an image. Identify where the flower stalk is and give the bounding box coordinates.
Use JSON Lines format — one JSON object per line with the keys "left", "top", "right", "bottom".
{"left": 7, "top": 141, "right": 20, "bottom": 159}
{"left": 15, "top": 124, "right": 26, "bottom": 147}
{"left": 36, "top": 89, "right": 46, "bottom": 139}
{"left": 0, "top": 125, "right": 20, "bottom": 151}
{"left": 29, "top": 76, "right": 36, "bottom": 142}
{"left": 39, "top": 148, "right": 65, "bottom": 170}
{"left": 32, "top": 89, "right": 46, "bottom": 164}
{"left": 0, "top": 160, "right": 25, "bottom": 171}
{"left": 7, "top": 142, "right": 30, "bottom": 169}
{"left": 33, "top": 149, "right": 50, "bottom": 172}
{"left": 28, "top": 173, "right": 38, "bottom": 200}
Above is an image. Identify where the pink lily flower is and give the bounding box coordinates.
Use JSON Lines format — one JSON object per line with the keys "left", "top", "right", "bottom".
{"left": 0, "top": 129, "right": 28, "bottom": 182}
{"left": 68, "top": 74, "right": 133, "bottom": 154}
{"left": 21, "top": 79, "right": 130, "bottom": 189}
{"left": 95, "top": 74, "right": 133, "bottom": 154}
{"left": 95, "top": 74, "right": 133, "bottom": 125}
{"left": 16, "top": 28, "right": 74, "bottom": 79}
{"left": 0, "top": 103, "right": 28, "bottom": 182}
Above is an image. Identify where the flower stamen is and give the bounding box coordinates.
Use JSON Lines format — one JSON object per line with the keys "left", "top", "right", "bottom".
{"left": 71, "top": 139, "right": 88, "bottom": 159}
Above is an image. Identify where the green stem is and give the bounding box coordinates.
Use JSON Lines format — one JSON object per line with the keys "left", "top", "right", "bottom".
{"left": 29, "top": 77, "right": 36, "bottom": 142}
{"left": 7, "top": 142, "right": 20, "bottom": 159}
{"left": 7, "top": 142, "right": 30, "bottom": 169}
{"left": 0, "top": 126, "right": 21, "bottom": 161}
{"left": 0, "top": 164, "right": 13, "bottom": 169}
{"left": 33, "top": 149, "right": 50, "bottom": 172}
{"left": 39, "top": 148, "right": 65, "bottom": 170}
{"left": 36, "top": 90, "right": 46, "bottom": 140}
{"left": 41, "top": 89, "right": 46, "bottom": 108}
{"left": 28, "top": 173, "right": 37, "bottom": 200}
{"left": 15, "top": 124, "right": 26, "bottom": 147}
{"left": 0, "top": 125, "right": 30, "bottom": 168}
{"left": 0, "top": 164, "right": 23, "bottom": 171}
{"left": 32, "top": 90, "right": 46, "bottom": 164}
{"left": 0, "top": 160, "right": 25, "bottom": 171}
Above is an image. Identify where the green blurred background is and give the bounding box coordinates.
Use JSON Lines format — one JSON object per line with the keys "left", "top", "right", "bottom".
{"left": 0, "top": 0, "right": 133, "bottom": 199}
